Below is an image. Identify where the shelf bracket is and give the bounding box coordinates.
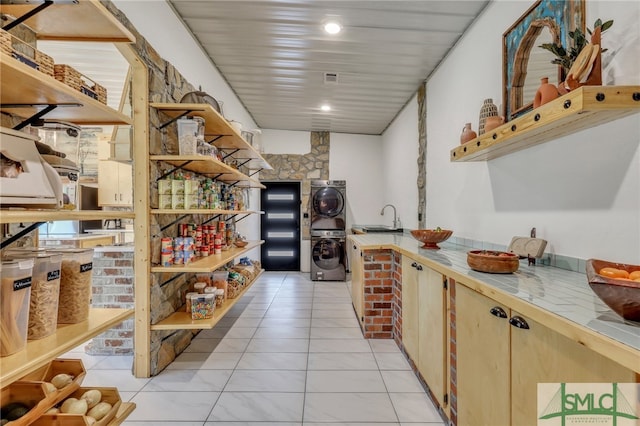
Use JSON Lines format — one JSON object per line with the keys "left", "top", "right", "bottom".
{"left": 157, "top": 161, "right": 193, "bottom": 181}
{"left": 158, "top": 214, "right": 190, "bottom": 233}
{"left": 249, "top": 168, "right": 263, "bottom": 177}
{"left": 202, "top": 214, "right": 222, "bottom": 225}
{"left": 157, "top": 110, "right": 190, "bottom": 129}
{"left": 237, "top": 159, "right": 252, "bottom": 169}
{"left": 1, "top": 0, "right": 53, "bottom": 31}
{"left": 1, "top": 103, "right": 81, "bottom": 131}
{"left": 159, "top": 272, "right": 186, "bottom": 289}
{"left": 222, "top": 149, "right": 240, "bottom": 161}
{"left": 235, "top": 213, "right": 251, "bottom": 224}
{"left": 1, "top": 221, "right": 43, "bottom": 250}
{"left": 207, "top": 135, "right": 224, "bottom": 144}
{"left": 228, "top": 180, "right": 241, "bottom": 188}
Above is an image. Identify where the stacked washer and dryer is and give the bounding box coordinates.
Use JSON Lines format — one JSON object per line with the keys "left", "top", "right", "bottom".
{"left": 310, "top": 180, "right": 347, "bottom": 281}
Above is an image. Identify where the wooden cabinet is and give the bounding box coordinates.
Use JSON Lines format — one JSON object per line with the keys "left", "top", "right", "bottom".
{"left": 456, "top": 283, "right": 637, "bottom": 426}
{"left": 98, "top": 160, "right": 133, "bottom": 206}
{"left": 350, "top": 241, "right": 364, "bottom": 326}
{"left": 401, "top": 256, "right": 448, "bottom": 409}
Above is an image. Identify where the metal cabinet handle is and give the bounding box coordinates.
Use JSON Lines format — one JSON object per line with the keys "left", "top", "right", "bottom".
{"left": 509, "top": 316, "right": 530, "bottom": 329}
{"left": 416, "top": 264, "right": 423, "bottom": 271}
{"left": 489, "top": 306, "right": 507, "bottom": 318}
{"left": 411, "top": 262, "right": 418, "bottom": 268}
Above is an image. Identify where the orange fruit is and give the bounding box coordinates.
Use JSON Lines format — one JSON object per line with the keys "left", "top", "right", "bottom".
{"left": 628, "top": 270, "right": 640, "bottom": 280}
{"left": 598, "top": 267, "right": 629, "bottom": 279}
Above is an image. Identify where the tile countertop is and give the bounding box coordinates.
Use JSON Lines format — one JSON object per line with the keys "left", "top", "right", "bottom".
{"left": 348, "top": 233, "right": 640, "bottom": 373}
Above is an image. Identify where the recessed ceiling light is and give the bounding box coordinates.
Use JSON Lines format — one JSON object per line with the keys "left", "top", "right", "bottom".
{"left": 324, "top": 22, "right": 342, "bottom": 35}
{"left": 321, "top": 104, "right": 332, "bottom": 112}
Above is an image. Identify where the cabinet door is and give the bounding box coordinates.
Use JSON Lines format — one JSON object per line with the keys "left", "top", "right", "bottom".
{"left": 510, "top": 310, "right": 638, "bottom": 425}
{"left": 117, "top": 162, "right": 133, "bottom": 206}
{"left": 456, "top": 284, "right": 510, "bottom": 426}
{"left": 418, "top": 266, "right": 447, "bottom": 409}
{"left": 98, "top": 160, "right": 120, "bottom": 206}
{"left": 350, "top": 242, "right": 364, "bottom": 325}
{"left": 401, "top": 256, "right": 419, "bottom": 362}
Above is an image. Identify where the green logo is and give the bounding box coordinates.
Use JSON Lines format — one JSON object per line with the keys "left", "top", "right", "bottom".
{"left": 538, "top": 383, "right": 639, "bottom": 425}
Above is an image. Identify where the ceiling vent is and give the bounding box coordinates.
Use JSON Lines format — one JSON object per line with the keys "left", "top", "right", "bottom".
{"left": 323, "top": 72, "right": 339, "bottom": 84}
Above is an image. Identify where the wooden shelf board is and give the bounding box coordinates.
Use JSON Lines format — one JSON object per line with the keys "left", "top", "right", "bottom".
{"left": 0, "top": 0, "right": 136, "bottom": 43}
{"left": 0, "top": 209, "right": 135, "bottom": 224}
{"left": 150, "top": 241, "right": 264, "bottom": 273}
{"left": 0, "top": 308, "right": 133, "bottom": 385}
{"left": 150, "top": 209, "right": 263, "bottom": 215}
{"left": 149, "top": 155, "right": 265, "bottom": 188}
{"left": 451, "top": 86, "right": 640, "bottom": 162}
{"left": 108, "top": 402, "right": 136, "bottom": 426}
{"left": 151, "top": 270, "right": 264, "bottom": 330}
{"left": 150, "top": 103, "right": 272, "bottom": 170}
{"left": 0, "top": 52, "right": 133, "bottom": 125}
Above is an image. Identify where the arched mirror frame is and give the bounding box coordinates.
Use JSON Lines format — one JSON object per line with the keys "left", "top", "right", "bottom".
{"left": 502, "top": 0, "right": 585, "bottom": 121}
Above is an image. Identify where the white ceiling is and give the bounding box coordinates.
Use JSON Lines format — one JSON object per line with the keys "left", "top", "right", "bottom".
{"left": 167, "top": 0, "right": 489, "bottom": 135}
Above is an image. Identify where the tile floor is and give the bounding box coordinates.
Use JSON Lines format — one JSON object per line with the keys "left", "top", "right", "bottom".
{"left": 67, "top": 272, "right": 446, "bottom": 425}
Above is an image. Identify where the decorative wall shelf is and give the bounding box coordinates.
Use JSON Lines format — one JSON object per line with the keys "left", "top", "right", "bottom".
{"left": 0, "top": 52, "right": 133, "bottom": 126}
{"left": 450, "top": 86, "right": 640, "bottom": 162}
{"left": 150, "top": 241, "right": 264, "bottom": 273}
{"left": 150, "top": 155, "right": 265, "bottom": 188}
{"left": 150, "top": 270, "right": 264, "bottom": 330}
{"left": 0, "top": 0, "right": 136, "bottom": 43}
{"left": 0, "top": 210, "right": 134, "bottom": 224}
{"left": 0, "top": 309, "right": 133, "bottom": 385}
{"left": 150, "top": 103, "right": 272, "bottom": 170}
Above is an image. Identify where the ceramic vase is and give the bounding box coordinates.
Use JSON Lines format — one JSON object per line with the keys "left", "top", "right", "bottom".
{"left": 460, "top": 123, "right": 477, "bottom": 144}
{"left": 478, "top": 98, "right": 498, "bottom": 135}
{"left": 484, "top": 115, "right": 505, "bottom": 133}
{"left": 533, "top": 77, "right": 559, "bottom": 108}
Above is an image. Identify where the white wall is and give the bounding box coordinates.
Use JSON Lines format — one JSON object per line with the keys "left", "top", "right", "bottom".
{"left": 381, "top": 95, "right": 419, "bottom": 230}
{"left": 262, "top": 129, "right": 311, "bottom": 154}
{"left": 330, "top": 133, "right": 384, "bottom": 229}
{"left": 423, "top": 0, "right": 640, "bottom": 263}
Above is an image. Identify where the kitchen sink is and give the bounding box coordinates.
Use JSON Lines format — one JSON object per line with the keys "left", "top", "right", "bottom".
{"left": 361, "top": 225, "right": 403, "bottom": 233}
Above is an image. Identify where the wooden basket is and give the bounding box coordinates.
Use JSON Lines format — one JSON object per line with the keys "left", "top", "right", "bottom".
{"left": 32, "top": 387, "right": 122, "bottom": 426}
{"left": 0, "top": 381, "right": 49, "bottom": 426}
{"left": 0, "top": 28, "right": 54, "bottom": 77}
{"left": 53, "top": 64, "right": 107, "bottom": 105}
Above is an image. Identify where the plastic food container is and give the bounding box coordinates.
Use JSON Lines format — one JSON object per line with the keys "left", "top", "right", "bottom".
{"left": 49, "top": 248, "right": 94, "bottom": 324}
{"left": 212, "top": 271, "right": 229, "bottom": 299}
{"left": 193, "top": 282, "right": 207, "bottom": 294}
{"left": 5, "top": 250, "right": 62, "bottom": 340}
{"left": 191, "top": 293, "right": 215, "bottom": 320}
{"left": 177, "top": 117, "right": 203, "bottom": 155}
{"left": 185, "top": 292, "right": 199, "bottom": 313}
{"left": 0, "top": 258, "right": 33, "bottom": 356}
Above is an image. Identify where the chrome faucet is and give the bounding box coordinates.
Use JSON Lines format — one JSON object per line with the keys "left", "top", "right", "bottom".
{"left": 380, "top": 204, "right": 400, "bottom": 229}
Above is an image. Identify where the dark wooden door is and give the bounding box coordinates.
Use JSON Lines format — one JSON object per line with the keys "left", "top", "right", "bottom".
{"left": 260, "top": 181, "right": 301, "bottom": 271}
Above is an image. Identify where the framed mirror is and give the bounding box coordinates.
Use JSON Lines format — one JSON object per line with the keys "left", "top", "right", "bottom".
{"left": 502, "top": 0, "right": 585, "bottom": 121}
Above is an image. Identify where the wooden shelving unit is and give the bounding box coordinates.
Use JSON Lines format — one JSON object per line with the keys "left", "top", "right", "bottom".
{"left": 150, "top": 155, "right": 265, "bottom": 188}
{"left": 151, "top": 241, "right": 264, "bottom": 273}
{"left": 450, "top": 85, "right": 640, "bottom": 162}
{"left": 150, "top": 102, "right": 272, "bottom": 170}
{"left": 151, "top": 270, "right": 264, "bottom": 330}
{"left": 0, "top": 52, "right": 133, "bottom": 126}
{"left": 0, "top": 210, "right": 134, "bottom": 224}
{"left": 0, "top": 0, "right": 136, "bottom": 43}
{"left": 0, "top": 309, "right": 133, "bottom": 385}
{"left": 151, "top": 208, "right": 263, "bottom": 216}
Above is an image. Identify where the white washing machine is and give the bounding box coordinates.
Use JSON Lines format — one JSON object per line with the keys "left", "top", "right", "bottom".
{"left": 310, "top": 230, "right": 347, "bottom": 281}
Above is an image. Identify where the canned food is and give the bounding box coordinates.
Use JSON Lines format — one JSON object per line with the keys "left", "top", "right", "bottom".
{"left": 184, "top": 237, "right": 195, "bottom": 251}
{"left": 161, "top": 237, "right": 173, "bottom": 252}
{"left": 161, "top": 252, "right": 173, "bottom": 267}
{"left": 183, "top": 250, "right": 194, "bottom": 264}
{"left": 174, "top": 237, "right": 185, "bottom": 251}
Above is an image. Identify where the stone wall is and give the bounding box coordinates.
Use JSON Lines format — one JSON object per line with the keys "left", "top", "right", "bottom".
{"left": 260, "top": 131, "right": 330, "bottom": 240}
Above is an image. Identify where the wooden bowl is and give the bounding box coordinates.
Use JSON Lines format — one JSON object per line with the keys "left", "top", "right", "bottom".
{"left": 467, "top": 250, "right": 520, "bottom": 273}
{"left": 586, "top": 259, "right": 640, "bottom": 321}
{"left": 234, "top": 240, "right": 248, "bottom": 248}
{"left": 410, "top": 229, "right": 452, "bottom": 249}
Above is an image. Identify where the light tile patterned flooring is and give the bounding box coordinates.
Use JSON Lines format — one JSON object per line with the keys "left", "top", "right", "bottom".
{"left": 67, "top": 272, "right": 446, "bottom": 425}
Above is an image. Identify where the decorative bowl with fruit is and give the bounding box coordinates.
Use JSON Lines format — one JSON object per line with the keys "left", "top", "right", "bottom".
{"left": 410, "top": 228, "right": 453, "bottom": 249}
{"left": 467, "top": 250, "right": 520, "bottom": 273}
{"left": 586, "top": 259, "right": 640, "bottom": 321}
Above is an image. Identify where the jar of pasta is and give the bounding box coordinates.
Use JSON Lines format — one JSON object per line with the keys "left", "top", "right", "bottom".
{"left": 4, "top": 250, "right": 62, "bottom": 340}
{"left": 49, "top": 248, "right": 94, "bottom": 324}
{"left": 0, "top": 258, "right": 33, "bottom": 356}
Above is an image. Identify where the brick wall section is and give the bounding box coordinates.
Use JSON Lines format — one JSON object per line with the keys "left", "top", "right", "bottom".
{"left": 361, "top": 248, "right": 394, "bottom": 338}
{"left": 392, "top": 250, "right": 403, "bottom": 346}
{"left": 85, "top": 250, "right": 134, "bottom": 355}
{"left": 450, "top": 278, "right": 458, "bottom": 426}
